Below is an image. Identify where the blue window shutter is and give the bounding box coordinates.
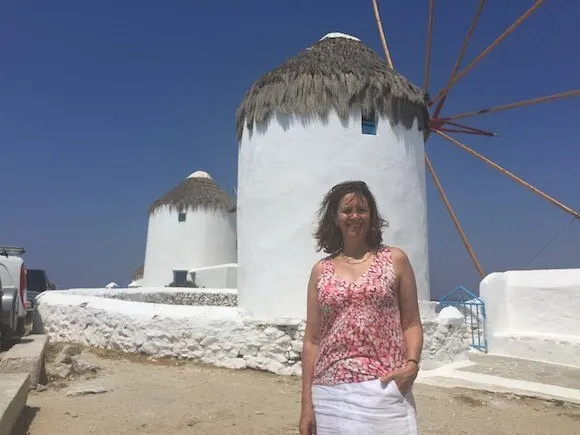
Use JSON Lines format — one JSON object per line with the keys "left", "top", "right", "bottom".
{"left": 361, "top": 110, "right": 377, "bottom": 135}
{"left": 362, "top": 121, "right": 377, "bottom": 135}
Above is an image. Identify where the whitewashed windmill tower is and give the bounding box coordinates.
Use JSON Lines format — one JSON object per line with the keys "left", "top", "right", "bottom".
{"left": 142, "top": 171, "right": 237, "bottom": 287}
{"left": 236, "top": 32, "right": 431, "bottom": 319}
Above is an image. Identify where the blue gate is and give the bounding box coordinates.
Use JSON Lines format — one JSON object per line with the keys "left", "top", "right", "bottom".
{"left": 439, "top": 286, "right": 488, "bottom": 352}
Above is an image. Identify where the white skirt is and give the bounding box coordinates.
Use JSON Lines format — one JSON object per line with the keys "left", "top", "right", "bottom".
{"left": 312, "top": 379, "right": 417, "bottom": 434}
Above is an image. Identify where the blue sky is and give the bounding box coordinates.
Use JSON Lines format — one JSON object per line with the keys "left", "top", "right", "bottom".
{"left": 1, "top": 1, "right": 578, "bottom": 299}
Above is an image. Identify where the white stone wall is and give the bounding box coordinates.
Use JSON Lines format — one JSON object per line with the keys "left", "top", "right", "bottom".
{"left": 128, "top": 278, "right": 143, "bottom": 288}
{"left": 480, "top": 268, "right": 580, "bottom": 367}
{"left": 58, "top": 287, "right": 237, "bottom": 306}
{"left": 107, "top": 290, "right": 237, "bottom": 307}
{"left": 35, "top": 291, "right": 466, "bottom": 375}
{"left": 189, "top": 264, "right": 238, "bottom": 289}
{"left": 237, "top": 109, "right": 429, "bottom": 320}
{"left": 143, "top": 206, "right": 237, "bottom": 287}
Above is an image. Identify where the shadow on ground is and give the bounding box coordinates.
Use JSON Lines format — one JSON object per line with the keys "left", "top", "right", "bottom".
{"left": 10, "top": 406, "right": 39, "bottom": 435}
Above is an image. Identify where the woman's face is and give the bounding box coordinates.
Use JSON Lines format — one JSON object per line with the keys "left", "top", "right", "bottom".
{"left": 336, "top": 193, "right": 371, "bottom": 243}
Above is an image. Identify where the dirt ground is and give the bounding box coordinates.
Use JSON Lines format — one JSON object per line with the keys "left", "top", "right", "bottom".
{"left": 11, "top": 347, "right": 580, "bottom": 435}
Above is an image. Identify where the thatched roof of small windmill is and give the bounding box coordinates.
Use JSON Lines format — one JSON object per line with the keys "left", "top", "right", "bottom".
{"left": 236, "top": 32, "right": 429, "bottom": 142}
{"left": 133, "top": 265, "right": 144, "bottom": 281}
{"left": 149, "top": 171, "right": 236, "bottom": 214}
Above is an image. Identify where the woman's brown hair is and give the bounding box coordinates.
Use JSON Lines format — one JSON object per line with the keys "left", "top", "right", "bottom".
{"left": 314, "top": 181, "right": 387, "bottom": 254}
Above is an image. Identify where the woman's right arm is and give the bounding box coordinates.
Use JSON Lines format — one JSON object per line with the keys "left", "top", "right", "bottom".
{"left": 300, "top": 262, "right": 323, "bottom": 426}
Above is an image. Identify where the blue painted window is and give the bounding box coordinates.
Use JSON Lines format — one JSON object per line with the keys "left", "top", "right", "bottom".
{"left": 362, "top": 111, "right": 377, "bottom": 135}
{"left": 178, "top": 212, "right": 186, "bottom": 222}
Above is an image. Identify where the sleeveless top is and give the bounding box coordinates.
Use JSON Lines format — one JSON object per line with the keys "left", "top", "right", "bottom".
{"left": 312, "top": 246, "right": 407, "bottom": 386}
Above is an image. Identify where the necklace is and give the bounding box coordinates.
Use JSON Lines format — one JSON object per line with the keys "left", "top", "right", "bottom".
{"left": 340, "top": 251, "right": 372, "bottom": 265}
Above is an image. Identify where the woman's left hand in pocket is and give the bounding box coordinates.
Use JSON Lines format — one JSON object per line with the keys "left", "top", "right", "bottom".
{"left": 379, "top": 362, "right": 419, "bottom": 395}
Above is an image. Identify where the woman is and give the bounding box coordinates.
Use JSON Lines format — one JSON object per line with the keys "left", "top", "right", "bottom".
{"left": 299, "top": 181, "right": 423, "bottom": 435}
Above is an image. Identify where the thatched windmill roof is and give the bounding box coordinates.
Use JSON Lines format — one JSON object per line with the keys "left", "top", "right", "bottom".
{"left": 236, "top": 32, "right": 429, "bottom": 142}
{"left": 149, "top": 171, "right": 236, "bottom": 214}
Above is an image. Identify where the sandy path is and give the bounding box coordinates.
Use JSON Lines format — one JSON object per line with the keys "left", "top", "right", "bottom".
{"left": 12, "top": 349, "right": 580, "bottom": 435}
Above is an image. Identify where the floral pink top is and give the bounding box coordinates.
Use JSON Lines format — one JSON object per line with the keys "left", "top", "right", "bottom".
{"left": 312, "top": 246, "right": 407, "bottom": 386}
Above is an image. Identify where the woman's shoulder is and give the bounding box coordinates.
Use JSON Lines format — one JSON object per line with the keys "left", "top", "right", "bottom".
{"left": 310, "top": 258, "right": 325, "bottom": 278}
{"left": 386, "top": 245, "right": 407, "bottom": 258}
{"left": 310, "top": 254, "right": 335, "bottom": 279}
{"left": 384, "top": 246, "right": 411, "bottom": 272}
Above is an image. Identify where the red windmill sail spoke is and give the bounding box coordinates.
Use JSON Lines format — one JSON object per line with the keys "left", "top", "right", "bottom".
{"left": 431, "top": 118, "right": 498, "bottom": 137}
{"left": 424, "top": 0, "right": 435, "bottom": 92}
{"left": 442, "top": 121, "right": 498, "bottom": 137}
{"left": 425, "top": 153, "right": 486, "bottom": 278}
{"left": 371, "top": 0, "right": 394, "bottom": 69}
{"left": 438, "top": 127, "right": 496, "bottom": 137}
{"left": 431, "top": 0, "right": 546, "bottom": 105}
{"left": 434, "top": 130, "right": 580, "bottom": 219}
{"left": 369, "top": 0, "right": 575, "bottom": 281}
{"left": 430, "top": 0, "right": 486, "bottom": 118}
{"left": 442, "top": 90, "right": 580, "bottom": 121}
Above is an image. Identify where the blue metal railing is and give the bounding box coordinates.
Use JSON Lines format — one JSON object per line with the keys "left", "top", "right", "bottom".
{"left": 440, "top": 286, "right": 488, "bottom": 352}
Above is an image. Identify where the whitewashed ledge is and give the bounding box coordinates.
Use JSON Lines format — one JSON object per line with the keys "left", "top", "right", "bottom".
{"left": 61, "top": 287, "right": 238, "bottom": 307}
{"left": 34, "top": 290, "right": 468, "bottom": 376}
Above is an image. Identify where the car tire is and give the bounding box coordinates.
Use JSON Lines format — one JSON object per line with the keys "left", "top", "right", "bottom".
{"left": 1, "top": 288, "right": 18, "bottom": 350}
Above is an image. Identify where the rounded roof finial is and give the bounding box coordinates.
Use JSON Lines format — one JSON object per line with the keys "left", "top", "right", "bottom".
{"left": 187, "top": 170, "right": 212, "bottom": 180}
{"left": 319, "top": 32, "right": 361, "bottom": 42}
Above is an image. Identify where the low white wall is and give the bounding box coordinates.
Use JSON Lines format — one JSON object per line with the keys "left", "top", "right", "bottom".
{"left": 35, "top": 291, "right": 467, "bottom": 374}
{"left": 480, "top": 269, "right": 580, "bottom": 367}
{"left": 60, "top": 287, "right": 237, "bottom": 306}
{"left": 189, "top": 264, "right": 237, "bottom": 289}
{"left": 128, "top": 278, "right": 143, "bottom": 288}
{"left": 418, "top": 300, "right": 439, "bottom": 320}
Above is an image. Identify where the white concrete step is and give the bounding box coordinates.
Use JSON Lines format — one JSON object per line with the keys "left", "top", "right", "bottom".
{"left": 0, "top": 373, "right": 30, "bottom": 435}
{"left": 0, "top": 334, "right": 48, "bottom": 389}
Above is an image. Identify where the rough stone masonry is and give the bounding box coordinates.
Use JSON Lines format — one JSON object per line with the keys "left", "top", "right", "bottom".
{"left": 35, "top": 289, "right": 468, "bottom": 376}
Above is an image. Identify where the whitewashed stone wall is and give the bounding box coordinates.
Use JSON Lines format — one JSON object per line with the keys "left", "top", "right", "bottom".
{"left": 59, "top": 287, "right": 237, "bottom": 307}
{"left": 106, "top": 290, "right": 237, "bottom": 307}
{"left": 190, "top": 264, "right": 238, "bottom": 289}
{"left": 35, "top": 291, "right": 467, "bottom": 375}
{"left": 481, "top": 269, "right": 580, "bottom": 366}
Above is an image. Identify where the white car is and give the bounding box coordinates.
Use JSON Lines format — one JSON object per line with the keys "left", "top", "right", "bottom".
{"left": 0, "top": 246, "right": 28, "bottom": 349}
